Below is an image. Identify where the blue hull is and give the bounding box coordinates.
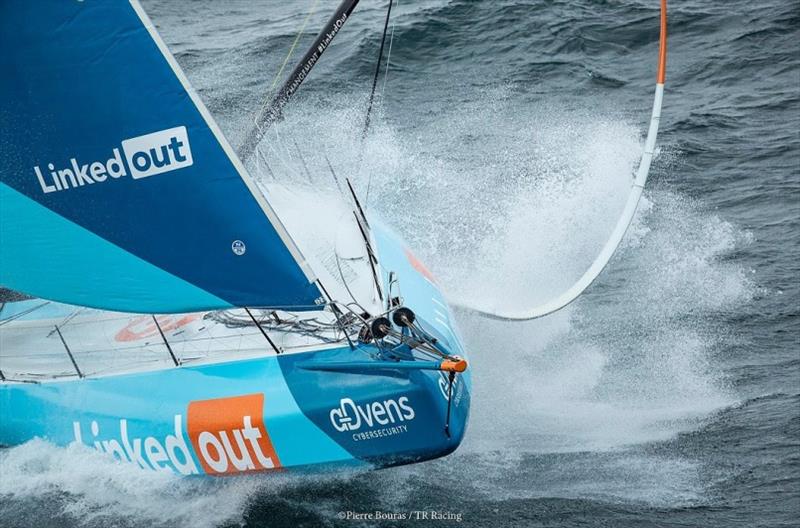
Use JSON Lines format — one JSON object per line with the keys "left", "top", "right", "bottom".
{"left": 0, "top": 344, "right": 470, "bottom": 475}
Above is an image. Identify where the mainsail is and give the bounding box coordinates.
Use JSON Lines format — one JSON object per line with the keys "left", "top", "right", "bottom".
{"left": 0, "top": 1, "right": 324, "bottom": 313}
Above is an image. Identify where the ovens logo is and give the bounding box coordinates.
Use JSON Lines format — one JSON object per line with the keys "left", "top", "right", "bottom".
{"left": 329, "top": 397, "right": 415, "bottom": 433}
{"left": 34, "top": 126, "right": 193, "bottom": 194}
{"left": 71, "top": 393, "right": 281, "bottom": 476}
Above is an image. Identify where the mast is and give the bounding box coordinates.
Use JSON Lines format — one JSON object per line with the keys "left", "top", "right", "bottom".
{"left": 238, "top": 0, "right": 361, "bottom": 162}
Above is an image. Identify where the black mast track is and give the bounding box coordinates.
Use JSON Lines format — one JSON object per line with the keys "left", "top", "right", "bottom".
{"left": 238, "top": 0, "right": 362, "bottom": 162}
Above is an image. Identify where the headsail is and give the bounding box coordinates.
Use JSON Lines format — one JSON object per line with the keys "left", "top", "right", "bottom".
{"left": 0, "top": 1, "right": 323, "bottom": 313}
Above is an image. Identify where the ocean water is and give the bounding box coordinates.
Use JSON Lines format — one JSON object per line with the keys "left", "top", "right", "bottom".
{"left": 1, "top": 1, "right": 798, "bottom": 527}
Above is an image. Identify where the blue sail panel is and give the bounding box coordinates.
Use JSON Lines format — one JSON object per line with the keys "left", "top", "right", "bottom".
{"left": 0, "top": 183, "right": 230, "bottom": 313}
{"left": 0, "top": 0, "right": 322, "bottom": 312}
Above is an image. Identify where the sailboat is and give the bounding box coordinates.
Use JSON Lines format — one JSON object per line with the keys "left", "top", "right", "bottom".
{"left": 0, "top": 0, "right": 667, "bottom": 476}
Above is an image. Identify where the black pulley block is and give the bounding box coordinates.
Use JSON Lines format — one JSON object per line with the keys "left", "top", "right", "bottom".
{"left": 358, "top": 325, "right": 373, "bottom": 344}
{"left": 392, "top": 307, "right": 415, "bottom": 327}
{"left": 370, "top": 317, "right": 392, "bottom": 339}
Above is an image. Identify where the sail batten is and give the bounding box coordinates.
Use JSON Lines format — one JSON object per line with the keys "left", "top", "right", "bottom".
{"left": 0, "top": 0, "right": 323, "bottom": 313}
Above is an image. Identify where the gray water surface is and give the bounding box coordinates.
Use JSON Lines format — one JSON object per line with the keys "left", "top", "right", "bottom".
{"left": 1, "top": 1, "right": 798, "bottom": 526}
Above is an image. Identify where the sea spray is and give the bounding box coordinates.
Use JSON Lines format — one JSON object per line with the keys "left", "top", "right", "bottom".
{"left": 250, "top": 90, "right": 754, "bottom": 506}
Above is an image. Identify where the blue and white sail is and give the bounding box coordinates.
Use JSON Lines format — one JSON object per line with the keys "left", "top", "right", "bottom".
{"left": 0, "top": 0, "right": 323, "bottom": 313}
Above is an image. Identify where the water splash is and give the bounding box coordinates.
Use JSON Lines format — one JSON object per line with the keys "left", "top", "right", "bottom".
{"left": 259, "top": 90, "right": 755, "bottom": 502}
{"left": 0, "top": 440, "right": 260, "bottom": 527}
{"left": 0, "top": 439, "right": 372, "bottom": 528}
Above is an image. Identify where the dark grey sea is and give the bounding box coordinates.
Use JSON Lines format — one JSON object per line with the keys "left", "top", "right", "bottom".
{"left": 1, "top": 1, "right": 797, "bottom": 526}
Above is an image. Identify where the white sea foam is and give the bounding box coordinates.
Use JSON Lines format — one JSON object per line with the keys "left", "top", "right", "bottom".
{"left": 0, "top": 439, "right": 261, "bottom": 527}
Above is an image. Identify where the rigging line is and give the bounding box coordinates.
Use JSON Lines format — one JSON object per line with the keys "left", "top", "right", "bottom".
{"left": 0, "top": 376, "right": 39, "bottom": 385}
{"left": 0, "top": 301, "right": 52, "bottom": 327}
{"left": 292, "top": 137, "right": 315, "bottom": 184}
{"left": 334, "top": 249, "right": 370, "bottom": 315}
{"left": 59, "top": 308, "right": 83, "bottom": 329}
{"left": 315, "top": 282, "right": 358, "bottom": 349}
{"left": 363, "top": 0, "right": 394, "bottom": 140}
{"left": 245, "top": 307, "right": 282, "bottom": 355}
{"left": 319, "top": 167, "right": 382, "bottom": 303}
{"left": 55, "top": 325, "right": 83, "bottom": 379}
{"left": 323, "top": 153, "right": 346, "bottom": 196}
{"left": 152, "top": 316, "right": 180, "bottom": 367}
{"left": 45, "top": 307, "right": 84, "bottom": 337}
{"left": 361, "top": 0, "right": 394, "bottom": 207}
{"left": 352, "top": 211, "right": 385, "bottom": 302}
{"left": 257, "top": 0, "right": 321, "bottom": 122}
{"left": 346, "top": 176, "right": 371, "bottom": 230}
{"left": 380, "top": 0, "right": 398, "bottom": 97}
{"left": 344, "top": 178, "right": 385, "bottom": 300}
{"left": 256, "top": 146, "right": 276, "bottom": 181}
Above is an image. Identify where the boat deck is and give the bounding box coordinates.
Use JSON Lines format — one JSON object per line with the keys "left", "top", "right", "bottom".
{"left": 0, "top": 300, "right": 349, "bottom": 383}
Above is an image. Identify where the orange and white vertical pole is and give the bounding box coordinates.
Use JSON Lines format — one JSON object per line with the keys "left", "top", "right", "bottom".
{"left": 657, "top": 0, "right": 668, "bottom": 85}
{"left": 634, "top": 0, "right": 667, "bottom": 189}
{"left": 453, "top": 0, "right": 670, "bottom": 322}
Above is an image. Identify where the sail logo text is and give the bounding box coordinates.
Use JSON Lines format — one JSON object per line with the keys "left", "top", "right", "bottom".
{"left": 329, "top": 396, "right": 415, "bottom": 433}
{"left": 71, "top": 393, "right": 281, "bottom": 476}
{"left": 34, "top": 126, "right": 193, "bottom": 193}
